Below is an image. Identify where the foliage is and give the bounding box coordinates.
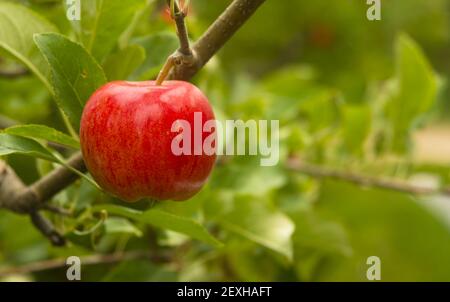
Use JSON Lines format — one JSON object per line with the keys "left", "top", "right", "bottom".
{"left": 0, "top": 0, "right": 450, "bottom": 281}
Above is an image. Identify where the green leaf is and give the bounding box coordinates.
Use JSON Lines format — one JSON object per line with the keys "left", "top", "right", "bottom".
{"left": 211, "top": 159, "right": 287, "bottom": 198}
{"left": 290, "top": 207, "right": 352, "bottom": 281}
{"left": 0, "top": 77, "right": 51, "bottom": 122}
{"left": 141, "top": 210, "right": 223, "bottom": 247}
{"left": 104, "top": 217, "right": 143, "bottom": 237}
{"left": 118, "top": 2, "right": 153, "bottom": 48}
{"left": 92, "top": 205, "right": 223, "bottom": 248}
{"left": 0, "top": 133, "right": 56, "bottom": 162}
{"left": 103, "top": 45, "right": 146, "bottom": 81}
{"left": 225, "top": 240, "right": 282, "bottom": 282}
{"left": 219, "top": 198, "right": 295, "bottom": 260}
{"left": 72, "top": 178, "right": 102, "bottom": 212}
{"left": 66, "top": 211, "right": 107, "bottom": 249}
{"left": 340, "top": 104, "right": 372, "bottom": 155}
{"left": 314, "top": 180, "right": 450, "bottom": 281}
{"left": 235, "top": 166, "right": 286, "bottom": 197}
{"left": 50, "top": 151, "right": 101, "bottom": 190}
{"left": 132, "top": 32, "right": 179, "bottom": 79}
{"left": 34, "top": 33, "right": 107, "bottom": 130}
{"left": 91, "top": 204, "right": 144, "bottom": 220}
{"left": 261, "top": 66, "right": 335, "bottom": 125}
{"left": 0, "top": 133, "right": 97, "bottom": 189}
{"left": 385, "top": 34, "right": 439, "bottom": 153}
{"left": 0, "top": 2, "right": 57, "bottom": 90}
{"left": 3, "top": 124, "right": 80, "bottom": 149}
{"left": 71, "top": 0, "right": 145, "bottom": 62}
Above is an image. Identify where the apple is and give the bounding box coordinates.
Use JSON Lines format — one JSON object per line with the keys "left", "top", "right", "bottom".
{"left": 79, "top": 80, "right": 217, "bottom": 202}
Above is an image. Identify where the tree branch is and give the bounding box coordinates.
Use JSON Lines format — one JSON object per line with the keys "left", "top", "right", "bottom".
{"left": 167, "top": 0, "right": 192, "bottom": 56}
{"left": 287, "top": 158, "right": 450, "bottom": 197}
{"left": 0, "top": 0, "right": 447, "bottom": 253}
{"left": 156, "top": 0, "right": 193, "bottom": 85}
{"left": 0, "top": 115, "right": 83, "bottom": 244}
{"left": 23, "top": 152, "right": 86, "bottom": 208}
{"left": 0, "top": 160, "right": 27, "bottom": 208}
{"left": 0, "top": 250, "right": 171, "bottom": 278}
{"left": 0, "top": 152, "right": 86, "bottom": 214}
{"left": 0, "top": 155, "right": 75, "bottom": 245}
{"left": 171, "top": 0, "right": 267, "bottom": 80}
{"left": 30, "top": 211, "right": 66, "bottom": 246}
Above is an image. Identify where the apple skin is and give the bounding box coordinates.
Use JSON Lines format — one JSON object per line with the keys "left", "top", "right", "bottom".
{"left": 80, "top": 80, "right": 216, "bottom": 202}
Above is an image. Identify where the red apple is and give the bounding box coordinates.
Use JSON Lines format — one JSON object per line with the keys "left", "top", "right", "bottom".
{"left": 80, "top": 80, "right": 217, "bottom": 202}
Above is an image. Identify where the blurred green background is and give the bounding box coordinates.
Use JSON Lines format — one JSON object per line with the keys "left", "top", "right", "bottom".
{"left": 0, "top": 0, "right": 450, "bottom": 281}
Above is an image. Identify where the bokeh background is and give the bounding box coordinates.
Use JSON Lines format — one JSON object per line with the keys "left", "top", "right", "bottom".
{"left": 0, "top": 0, "right": 450, "bottom": 281}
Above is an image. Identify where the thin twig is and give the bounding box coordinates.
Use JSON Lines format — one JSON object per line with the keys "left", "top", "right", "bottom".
{"left": 30, "top": 211, "right": 66, "bottom": 246}
{"left": 156, "top": 0, "right": 194, "bottom": 85}
{"left": 0, "top": 155, "right": 67, "bottom": 246}
{"left": 0, "top": 250, "right": 172, "bottom": 278}
{"left": 167, "top": 0, "right": 192, "bottom": 56}
{"left": 172, "top": 0, "right": 267, "bottom": 80}
{"left": 287, "top": 158, "right": 450, "bottom": 197}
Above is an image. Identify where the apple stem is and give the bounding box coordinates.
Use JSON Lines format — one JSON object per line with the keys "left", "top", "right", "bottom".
{"left": 156, "top": 56, "right": 175, "bottom": 85}
{"left": 155, "top": 0, "right": 194, "bottom": 85}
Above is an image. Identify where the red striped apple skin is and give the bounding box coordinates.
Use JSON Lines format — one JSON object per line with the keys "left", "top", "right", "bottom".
{"left": 80, "top": 80, "right": 216, "bottom": 202}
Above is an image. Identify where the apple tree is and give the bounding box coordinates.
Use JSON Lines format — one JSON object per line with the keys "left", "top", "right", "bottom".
{"left": 0, "top": 0, "right": 450, "bottom": 281}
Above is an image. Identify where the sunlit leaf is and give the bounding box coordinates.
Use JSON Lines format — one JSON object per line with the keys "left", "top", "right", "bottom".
{"left": 104, "top": 217, "right": 143, "bottom": 237}
{"left": 70, "top": 0, "right": 145, "bottom": 62}
{"left": 34, "top": 33, "right": 107, "bottom": 130}
{"left": 92, "top": 205, "right": 222, "bottom": 248}
{"left": 0, "top": 133, "right": 56, "bottom": 162}
{"left": 219, "top": 198, "right": 295, "bottom": 260}
{"left": 385, "top": 34, "right": 439, "bottom": 153}
{"left": 0, "top": 2, "right": 57, "bottom": 89}
{"left": 4, "top": 124, "right": 80, "bottom": 149}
